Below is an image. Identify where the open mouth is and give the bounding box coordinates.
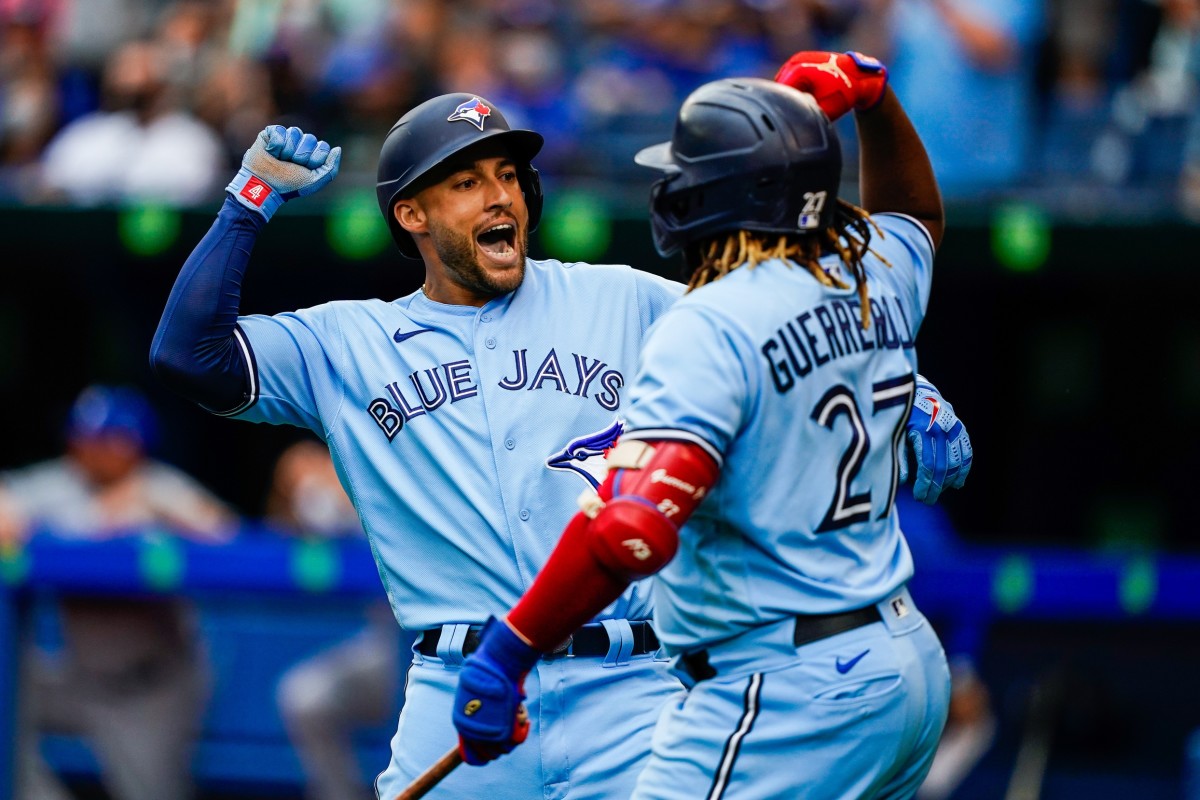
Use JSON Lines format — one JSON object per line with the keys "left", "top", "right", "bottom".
{"left": 476, "top": 222, "right": 517, "bottom": 260}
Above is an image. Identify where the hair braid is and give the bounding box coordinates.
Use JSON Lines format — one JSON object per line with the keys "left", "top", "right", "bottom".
{"left": 686, "top": 199, "right": 889, "bottom": 328}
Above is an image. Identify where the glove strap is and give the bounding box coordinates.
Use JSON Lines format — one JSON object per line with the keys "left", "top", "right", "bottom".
{"left": 226, "top": 167, "right": 286, "bottom": 221}
{"left": 478, "top": 617, "right": 542, "bottom": 674}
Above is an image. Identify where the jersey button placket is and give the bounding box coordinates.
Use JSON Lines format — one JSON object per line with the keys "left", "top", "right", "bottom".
{"left": 505, "top": 438, "right": 515, "bottom": 450}
{"left": 519, "top": 509, "right": 530, "bottom": 521}
{"left": 479, "top": 310, "right": 496, "bottom": 349}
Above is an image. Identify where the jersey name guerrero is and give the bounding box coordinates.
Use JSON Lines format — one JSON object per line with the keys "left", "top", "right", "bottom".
{"left": 762, "top": 292, "right": 916, "bottom": 394}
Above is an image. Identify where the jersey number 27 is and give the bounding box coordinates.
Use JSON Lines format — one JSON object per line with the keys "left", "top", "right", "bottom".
{"left": 810, "top": 374, "right": 915, "bottom": 532}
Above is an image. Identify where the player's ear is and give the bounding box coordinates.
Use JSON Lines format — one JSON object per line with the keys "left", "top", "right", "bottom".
{"left": 394, "top": 199, "right": 427, "bottom": 236}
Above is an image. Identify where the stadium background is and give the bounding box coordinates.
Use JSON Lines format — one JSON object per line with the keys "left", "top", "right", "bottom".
{"left": 2, "top": 0, "right": 1200, "bottom": 798}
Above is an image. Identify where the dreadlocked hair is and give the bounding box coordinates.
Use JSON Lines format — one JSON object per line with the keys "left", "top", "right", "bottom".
{"left": 685, "top": 199, "right": 889, "bottom": 329}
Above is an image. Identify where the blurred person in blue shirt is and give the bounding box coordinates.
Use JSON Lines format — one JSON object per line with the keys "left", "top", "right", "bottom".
{"left": 0, "top": 384, "right": 235, "bottom": 800}
{"left": 885, "top": 0, "right": 1045, "bottom": 198}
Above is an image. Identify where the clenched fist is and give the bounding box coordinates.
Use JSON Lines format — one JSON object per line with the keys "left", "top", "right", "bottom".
{"left": 774, "top": 51, "right": 888, "bottom": 122}
{"left": 226, "top": 125, "right": 341, "bottom": 221}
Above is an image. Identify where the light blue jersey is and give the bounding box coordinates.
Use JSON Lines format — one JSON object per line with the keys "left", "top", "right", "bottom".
{"left": 622, "top": 213, "right": 935, "bottom": 653}
{"left": 620, "top": 214, "right": 950, "bottom": 800}
{"left": 232, "top": 258, "right": 682, "bottom": 630}
{"left": 227, "top": 257, "right": 686, "bottom": 799}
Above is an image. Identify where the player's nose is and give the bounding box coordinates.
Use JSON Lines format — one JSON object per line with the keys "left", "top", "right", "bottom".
{"left": 482, "top": 175, "right": 517, "bottom": 212}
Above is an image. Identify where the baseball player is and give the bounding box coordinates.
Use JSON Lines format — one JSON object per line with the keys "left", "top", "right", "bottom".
{"left": 150, "top": 70, "right": 968, "bottom": 799}
{"left": 452, "top": 53, "right": 962, "bottom": 799}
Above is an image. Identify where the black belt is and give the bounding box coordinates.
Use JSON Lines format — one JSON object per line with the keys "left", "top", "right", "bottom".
{"left": 681, "top": 605, "right": 882, "bottom": 682}
{"left": 417, "top": 621, "right": 660, "bottom": 659}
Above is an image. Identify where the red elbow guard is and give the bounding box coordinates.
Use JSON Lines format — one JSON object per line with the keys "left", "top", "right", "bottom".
{"left": 588, "top": 498, "right": 679, "bottom": 579}
{"left": 588, "top": 439, "right": 720, "bottom": 579}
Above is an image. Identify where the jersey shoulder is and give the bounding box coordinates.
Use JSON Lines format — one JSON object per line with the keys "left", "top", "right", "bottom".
{"left": 674, "top": 258, "right": 823, "bottom": 327}
{"left": 248, "top": 296, "right": 397, "bottom": 326}
{"left": 528, "top": 258, "right": 683, "bottom": 294}
{"left": 863, "top": 212, "right": 936, "bottom": 314}
{"left": 866, "top": 213, "right": 935, "bottom": 268}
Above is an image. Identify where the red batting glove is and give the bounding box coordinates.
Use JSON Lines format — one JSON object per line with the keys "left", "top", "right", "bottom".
{"left": 774, "top": 51, "right": 888, "bottom": 122}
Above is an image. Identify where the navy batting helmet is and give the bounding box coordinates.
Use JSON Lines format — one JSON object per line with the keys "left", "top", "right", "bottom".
{"left": 376, "top": 93, "right": 545, "bottom": 259}
{"left": 635, "top": 78, "right": 842, "bottom": 258}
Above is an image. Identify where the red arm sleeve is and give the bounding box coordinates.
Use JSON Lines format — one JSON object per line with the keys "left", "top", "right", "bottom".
{"left": 507, "top": 440, "right": 719, "bottom": 652}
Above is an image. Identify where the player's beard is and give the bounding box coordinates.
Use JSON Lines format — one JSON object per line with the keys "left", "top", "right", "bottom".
{"left": 429, "top": 218, "right": 527, "bottom": 299}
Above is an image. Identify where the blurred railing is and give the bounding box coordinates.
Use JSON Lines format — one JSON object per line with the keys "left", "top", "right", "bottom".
{"left": 3, "top": 529, "right": 1200, "bottom": 796}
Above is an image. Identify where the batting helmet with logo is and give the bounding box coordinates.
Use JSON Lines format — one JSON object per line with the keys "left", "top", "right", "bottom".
{"left": 376, "top": 93, "right": 545, "bottom": 258}
{"left": 634, "top": 78, "right": 842, "bottom": 258}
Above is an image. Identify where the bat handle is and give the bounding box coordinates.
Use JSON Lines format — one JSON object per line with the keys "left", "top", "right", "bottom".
{"left": 394, "top": 746, "right": 464, "bottom": 800}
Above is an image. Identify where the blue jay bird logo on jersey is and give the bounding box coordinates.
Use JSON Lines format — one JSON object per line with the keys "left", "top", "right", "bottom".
{"left": 447, "top": 98, "right": 492, "bottom": 131}
{"left": 546, "top": 419, "right": 624, "bottom": 489}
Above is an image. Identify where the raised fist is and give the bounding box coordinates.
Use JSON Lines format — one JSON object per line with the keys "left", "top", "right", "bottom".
{"left": 774, "top": 51, "right": 888, "bottom": 122}
{"left": 225, "top": 125, "right": 341, "bottom": 221}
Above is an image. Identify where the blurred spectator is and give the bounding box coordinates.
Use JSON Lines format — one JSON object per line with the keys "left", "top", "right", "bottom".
{"left": 267, "top": 438, "right": 410, "bottom": 800}
{"left": 1033, "top": 0, "right": 1114, "bottom": 192}
{"left": 1163, "top": 0, "right": 1200, "bottom": 216}
{"left": 34, "top": 37, "right": 224, "bottom": 206}
{"left": 569, "top": 0, "right": 774, "bottom": 185}
{"left": 1094, "top": 0, "right": 1199, "bottom": 195}
{"left": 884, "top": 0, "right": 1046, "bottom": 199}
{"left": 262, "top": 437, "right": 360, "bottom": 545}
{"left": 0, "top": 384, "right": 236, "bottom": 800}
{"left": 0, "top": 6, "right": 60, "bottom": 195}
{"left": 2, "top": 0, "right": 1196, "bottom": 206}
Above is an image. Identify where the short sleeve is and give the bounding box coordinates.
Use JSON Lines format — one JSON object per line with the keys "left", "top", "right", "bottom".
{"left": 868, "top": 213, "right": 936, "bottom": 329}
{"left": 633, "top": 269, "right": 686, "bottom": 333}
{"left": 622, "top": 306, "right": 750, "bottom": 464}
{"left": 233, "top": 307, "right": 345, "bottom": 434}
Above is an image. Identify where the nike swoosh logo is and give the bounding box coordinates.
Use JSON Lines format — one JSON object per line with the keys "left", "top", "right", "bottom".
{"left": 835, "top": 649, "right": 870, "bottom": 674}
{"left": 926, "top": 397, "right": 940, "bottom": 431}
{"left": 393, "top": 327, "right": 433, "bottom": 343}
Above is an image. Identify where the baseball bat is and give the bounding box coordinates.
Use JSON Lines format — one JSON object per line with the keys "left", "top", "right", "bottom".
{"left": 394, "top": 746, "right": 463, "bottom": 800}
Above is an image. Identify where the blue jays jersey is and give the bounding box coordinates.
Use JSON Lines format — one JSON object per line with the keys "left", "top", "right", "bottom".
{"left": 621, "top": 214, "right": 935, "bottom": 653}
{"left": 232, "top": 258, "right": 682, "bottom": 630}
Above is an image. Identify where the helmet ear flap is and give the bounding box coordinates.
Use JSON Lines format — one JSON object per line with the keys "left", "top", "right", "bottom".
{"left": 521, "top": 163, "right": 543, "bottom": 233}
{"left": 647, "top": 176, "right": 686, "bottom": 257}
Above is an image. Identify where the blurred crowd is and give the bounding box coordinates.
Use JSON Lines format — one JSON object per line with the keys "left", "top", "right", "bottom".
{"left": 0, "top": 384, "right": 403, "bottom": 800}
{"left": 3, "top": 0, "right": 1200, "bottom": 215}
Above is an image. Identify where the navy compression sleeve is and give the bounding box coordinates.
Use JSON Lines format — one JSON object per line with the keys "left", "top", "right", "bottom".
{"left": 149, "top": 196, "right": 265, "bottom": 414}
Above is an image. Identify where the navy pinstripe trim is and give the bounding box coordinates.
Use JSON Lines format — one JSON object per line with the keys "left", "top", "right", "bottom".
{"left": 874, "top": 373, "right": 915, "bottom": 393}
{"left": 706, "top": 672, "right": 763, "bottom": 800}
{"left": 620, "top": 428, "right": 723, "bottom": 467}
{"left": 873, "top": 212, "right": 936, "bottom": 255}
{"left": 211, "top": 325, "right": 259, "bottom": 417}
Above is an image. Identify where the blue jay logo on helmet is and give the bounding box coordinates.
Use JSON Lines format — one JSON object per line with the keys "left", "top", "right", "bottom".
{"left": 447, "top": 98, "right": 492, "bottom": 131}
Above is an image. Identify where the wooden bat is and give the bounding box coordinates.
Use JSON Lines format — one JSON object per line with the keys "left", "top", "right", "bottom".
{"left": 395, "top": 705, "right": 526, "bottom": 798}
{"left": 394, "top": 746, "right": 463, "bottom": 800}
